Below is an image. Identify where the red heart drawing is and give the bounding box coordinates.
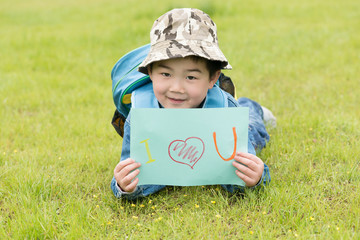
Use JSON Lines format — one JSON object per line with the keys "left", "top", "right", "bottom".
{"left": 168, "top": 137, "right": 205, "bottom": 169}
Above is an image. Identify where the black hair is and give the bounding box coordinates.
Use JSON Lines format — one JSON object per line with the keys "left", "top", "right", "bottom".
{"left": 187, "top": 55, "right": 222, "bottom": 79}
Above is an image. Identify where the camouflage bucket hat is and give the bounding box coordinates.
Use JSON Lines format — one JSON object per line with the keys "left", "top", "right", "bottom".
{"left": 138, "top": 8, "right": 231, "bottom": 74}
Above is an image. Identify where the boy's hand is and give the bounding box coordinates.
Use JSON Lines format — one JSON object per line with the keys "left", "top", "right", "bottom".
{"left": 114, "top": 158, "right": 141, "bottom": 193}
{"left": 232, "top": 152, "right": 264, "bottom": 187}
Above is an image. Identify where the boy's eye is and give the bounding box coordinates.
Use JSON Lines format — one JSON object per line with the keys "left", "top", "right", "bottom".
{"left": 161, "top": 73, "right": 171, "bottom": 77}
{"left": 186, "top": 76, "right": 197, "bottom": 80}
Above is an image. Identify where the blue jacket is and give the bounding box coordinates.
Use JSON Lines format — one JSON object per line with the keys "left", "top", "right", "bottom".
{"left": 111, "top": 85, "right": 271, "bottom": 200}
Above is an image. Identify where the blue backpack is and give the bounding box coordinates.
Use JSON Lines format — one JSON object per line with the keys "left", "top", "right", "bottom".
{"left": 111, "top": 44, "right": 236, "bottom": 137}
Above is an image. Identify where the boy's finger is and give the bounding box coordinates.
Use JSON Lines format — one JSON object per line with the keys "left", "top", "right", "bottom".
{"left": 122, "top": 169, "right": 140, "bottom": 186}
{"left": 114, "top": 158, "right": 141, "bottom": 173}
{"left": 235, "top": 170, "right": 254, "bottom": 187}
{"left": 119, "top": 162, "right": 141, "bottom": 178}
{"left": 236, "top": 152, "right": 263, "bottom": 164}
{"left": 124, "top": 178, "right": 139, "bottom": 193}
{"left": 233, "top": 161, "right": 256, "bottom": 178}
{"left": 114, "top": 158, "right": 135, "bottom": 173}
{"left": 233, "top": 156, "right": 258, "bottom": 171}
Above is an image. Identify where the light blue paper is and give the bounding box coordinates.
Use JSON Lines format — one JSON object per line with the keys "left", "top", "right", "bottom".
{"left": 130, "top": 107, "right": 249, "bottom": 186}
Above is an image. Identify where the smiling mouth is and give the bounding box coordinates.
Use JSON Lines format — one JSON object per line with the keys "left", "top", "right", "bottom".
{"left": 168, "top": 97, "right": 185, "bottom": 104}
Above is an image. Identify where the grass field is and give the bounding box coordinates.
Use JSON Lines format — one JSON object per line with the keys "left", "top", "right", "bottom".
{"left": 1, "top": 0, "right": 359, "bottom": 239}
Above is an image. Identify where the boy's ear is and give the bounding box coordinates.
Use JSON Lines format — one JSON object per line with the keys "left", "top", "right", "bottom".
{"left": 208, "top": 70, "right": 221, "bottom": 89}
{"left": 147, "top": 66, "right": 154, "bottom": 81}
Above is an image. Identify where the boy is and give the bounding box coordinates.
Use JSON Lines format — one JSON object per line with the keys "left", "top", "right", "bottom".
{"left": 111, "top": 8, "right": 274, "bottom": 200}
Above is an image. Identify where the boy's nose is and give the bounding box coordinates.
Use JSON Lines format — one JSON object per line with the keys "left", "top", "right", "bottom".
{"left": 169, "top": 78, "right": 185, "bottom": 93}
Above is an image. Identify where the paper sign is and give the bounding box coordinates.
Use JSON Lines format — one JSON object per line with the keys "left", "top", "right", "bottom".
{"left": 130, "top": 107, "right": 249, "bottom": 186}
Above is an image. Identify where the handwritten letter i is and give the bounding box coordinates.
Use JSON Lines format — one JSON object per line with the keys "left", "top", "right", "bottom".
{"left": 140, "top": 138, "right": 156, "bottom": 164}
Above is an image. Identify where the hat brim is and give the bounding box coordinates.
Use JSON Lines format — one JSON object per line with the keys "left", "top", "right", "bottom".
{"left": 138, "top": 40, "right": 231, "bottom": 75}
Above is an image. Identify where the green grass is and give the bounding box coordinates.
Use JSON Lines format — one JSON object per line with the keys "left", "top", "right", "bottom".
{"left": 1, "top": 0, "right": 359, "bottom": 238}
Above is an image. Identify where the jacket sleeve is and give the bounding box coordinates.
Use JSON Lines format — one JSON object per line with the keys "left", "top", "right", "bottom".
{"left": 110, "top": 114, "right": 143, "bottom": 200}
{"left": 221, "top": 96, "right": 271, "bottom": 193}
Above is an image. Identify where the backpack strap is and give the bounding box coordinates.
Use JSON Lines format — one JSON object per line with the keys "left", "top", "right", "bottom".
{"left": 131, "top": 82, "right": 160, "bottom": 108}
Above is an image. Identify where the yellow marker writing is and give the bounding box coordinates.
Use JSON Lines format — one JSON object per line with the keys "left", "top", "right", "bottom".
{"left": 140, "top": 138, "right": 156, "bottom": 164}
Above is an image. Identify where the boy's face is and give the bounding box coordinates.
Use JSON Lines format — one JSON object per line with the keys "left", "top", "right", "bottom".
{"left": 148, "top": 57, "right": 220, "bottom": 108}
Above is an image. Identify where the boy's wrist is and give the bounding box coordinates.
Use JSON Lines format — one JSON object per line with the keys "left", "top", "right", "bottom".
{"left": 116, "top": 182, "right": 137, "bottom": 194}
{"left": 245, "top": 175, "right": 263, "bottom": 189}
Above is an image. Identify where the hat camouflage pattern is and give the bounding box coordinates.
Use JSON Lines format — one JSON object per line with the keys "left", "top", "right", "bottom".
{"left": 138, "top": 8, "right": 231, "bottom": 74}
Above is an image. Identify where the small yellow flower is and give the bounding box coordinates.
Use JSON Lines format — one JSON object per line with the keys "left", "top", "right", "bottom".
{"left": 288, "top": 229, "right": 292, "bottom": 232}
{"left": 120, "top": 206, "right": 124, "bottom": 210}
{"left": 215, "top": 214, "right": 221, "bottom": 218}
{"left": 58, "top": 156, "right": 61, "bottom": 160}
{"left": 148, "top": 200, "right": 152, "bottom": 204}
{"left": 137, "top": 223, "right": 142, "bottom": 226}
{"left": 195, "top": 204, "right": 199, "bottom": 208}
{"left": 249, "top": 231, "right": 254, "bottom": 235}
{"left": 14, "top": 149, "right": 18, "bottom": 153}
{"left": 336, "top": 227, "right": 340, "bottom": 231}
{"left": 183, "top": 194, "right": 188, "bottom": 197}
{"left": 140, "top": 204, "right": 145, "bottom": 208}
{"left": 107, "top": 221, "right": 112, "bottom": 225}
{"left": 131, "top": 204, "right": 136, "bottom": 207}
{"left": 93, "top": 195, "right": 97, "bottom": 198}
{"left": 151, "top": 205, "right": 156, "bottom": 210}
{"left": 247, "top": 219, "right": 251, "bottom": 223}
{"left": 96, "top": 205, "right": 99, "bottom": 208}
{"left": 132, "top": 216, "right": 138, "bottom": 219}
{"left": 309, "top": 216, "right": 314, "bottom": 221}
{"left": 211, "top": 201, "right": 216, "bottom": 204}
{"left": 262, "top": 211, "right": 267, "bottom": 215}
